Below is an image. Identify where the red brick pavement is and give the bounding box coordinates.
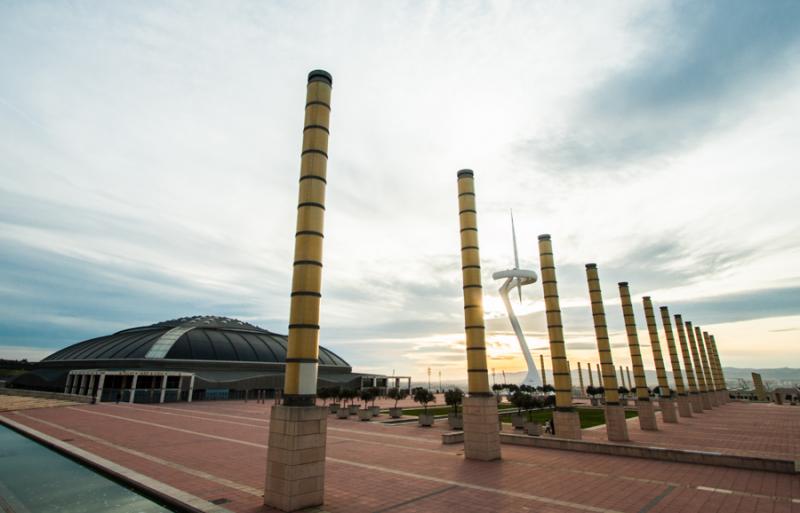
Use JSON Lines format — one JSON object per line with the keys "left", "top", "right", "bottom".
{"left": 2, "top": 400, "right": 798, "bottom": 513}
{"left": 582, "top": 402, "right": 800, "bottom": 460}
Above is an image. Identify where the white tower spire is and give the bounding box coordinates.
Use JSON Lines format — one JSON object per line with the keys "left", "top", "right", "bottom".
{"left": 492, "top": 213, "right": 542, "bottom": 387}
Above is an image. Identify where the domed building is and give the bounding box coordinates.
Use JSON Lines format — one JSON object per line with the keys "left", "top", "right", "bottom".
{"left": 11, "top": 316, "right": 407, "bottom": 402}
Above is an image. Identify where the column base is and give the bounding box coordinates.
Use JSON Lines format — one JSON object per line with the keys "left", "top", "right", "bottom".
{"left": 708, "top": 391, "right": 719, "bottom": 407}
{"left": 701, "top": 392, "right": 713, "bottom": 410}
{"left": 689, "top": 393, "right": 705, "bottom": 414}
{"left": 604, "top": 404, "right": 629, "bottom": 442}
{"left": 462, "top": 395, "right": 501, "bottom": 461}
{"left": 719, "top": 390, "right": 728, "bottom": 404}
{"left": 676, "top": 395, "right": 692, "bottom": 417}
{"left": 658, "top": 397, "right": 678, "bottom": 423}
{"left": 553, "top": 410, "right": 582, "bottom": 440}
{"left": 264, "top": 405, "right": 327, "bottom": 512}
{"left": 636, "top": 399, "right": 658, "bottom": 431}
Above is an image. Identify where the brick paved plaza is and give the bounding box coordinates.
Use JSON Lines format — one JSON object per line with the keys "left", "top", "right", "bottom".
{"left": 2, "top": 399, "right": 798, "bottom": 513}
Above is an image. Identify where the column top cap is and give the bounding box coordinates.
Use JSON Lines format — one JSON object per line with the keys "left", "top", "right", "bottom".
{"left": 538, "top": 234, "right": 551, "bottom": 240}
{"left": 308, "top": 69, "right": 333, "bottom": 85}
{"left": 585, "top": 263, "right": 597, "bottom": 268}
{"left": 618, "top": 281, "right": 629, "bottom": 287}
{"left": 659, "top": 305, "right": 669, "bottom": 311}
{"left": 643, "top": 295, "right": 651, "bottom": 300}
{"left": 457, "top": 169, "right": 474, "bottom": 178}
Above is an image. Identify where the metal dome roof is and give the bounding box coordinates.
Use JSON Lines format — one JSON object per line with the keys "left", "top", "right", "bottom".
{"left": 42, "top": 316, "right": 349, "bottom": 367}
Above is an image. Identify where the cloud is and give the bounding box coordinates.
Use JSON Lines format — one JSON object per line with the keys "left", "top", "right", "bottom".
{"left": 518, "top": 1, "right": 800, "bottom": 172}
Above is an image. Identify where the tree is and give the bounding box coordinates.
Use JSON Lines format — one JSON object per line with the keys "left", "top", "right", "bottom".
{"left": 444, "top": 388, "right": 464, "bottom": 417}
{"left": 542, "top": 384, "right": 555, "bottom": 394}
{"left": 586, "top": 385, "right": 597, "bottom": 397}
{"left": 317, "top": 387, "right": 332, "bottom": 405}
{"left": 368, "top": 387, "right": 380, "bottom": 407}
{"left": 387, "top": 387, "right": 409, "bottom": 408}
{"left": 413, "top": 388, "right": 435, "bottom": 413}
{"left": 510, "top": 390, "right": 529, "bottom": 415}
{"left": 359, "top": 388, "right": 374, "bottom": 407}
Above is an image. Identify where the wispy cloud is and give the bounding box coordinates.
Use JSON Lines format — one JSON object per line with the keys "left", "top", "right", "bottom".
{"left": 517, "top": 1, "right": 800, "bottom": 172}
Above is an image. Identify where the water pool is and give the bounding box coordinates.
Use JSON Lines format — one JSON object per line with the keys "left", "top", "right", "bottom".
{"left": 0, "top": 424, "right": 174, "bottom": 512}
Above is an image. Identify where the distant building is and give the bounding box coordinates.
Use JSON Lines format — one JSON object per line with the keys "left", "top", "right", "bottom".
{"left": 10, "top": 316, "right": 409, "bottom": 402}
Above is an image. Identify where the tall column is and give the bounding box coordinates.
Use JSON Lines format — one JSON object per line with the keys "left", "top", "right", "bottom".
{"left": 588, "top": 362, "right": 595, "bottom": 387}
{"left": 702, "top": 331, "right": 722, "bottom": 405}
{"left": 752, "top": 372, "right": 767, "bottom": 401}
{"left": 87, "top": 374, "right": 96, "bottom": 397}
{"left": 188, "top": 374, "right": 195, "bottom": 403}
{"left": 160, "top": 374, "right": 168, "bottom": 403}
{"left": 685, "top": 321, "right": 712, "bottom": 410}
{"left": 538, "top": 235, "right": 581, "bottom": 439}
{"left": 129, "top": 374, "right": 138, "bottom": 404}
{"left": 659, "top": 307, "right": 691, "bottom": 417}
{"left": 95, "top": 374, "right": 105, "bottom": 403}
{"left": 577, "top": 362, "right": 585, "bottom": 398}
{"left": 540, "top": 354, "right": 547, "bottom": 386}
{"left": 70, "top": 374, "right": 79, "bottom": 394}
{"left": 625, "top": 366, "right": 632, "bottom": 391}
{"left": 710, "top": 335, "right": 727, "bottom": 403}
{"left": 642, "top": 297, "right": 677, "bottom": 422}
{"left": 595, "top": 363, "right": 602, "bottom": 389}
{"left": 675, "top": 315, "right": 703, "bottom": 413}
{"left": 78, "top": 374, "right": 87, "bottom": 395}
{"left": 265, "top": 70, "right": 332, "bottom": 512}
{"left": 585, "top": 264, "right": 628, "bottom": 441}
{"left": 618, "top": 282, "right": 657, "bottom": 431}
{"left": 696, "top": 327, "right": 718, "bottom": 406}
{"left": 456, "top": 169, "right": 501, "bottom": 461}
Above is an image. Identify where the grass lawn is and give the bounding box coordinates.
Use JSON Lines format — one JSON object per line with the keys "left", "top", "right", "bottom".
{"left": 399, "top": 405, "right": 517, "bottom": 417}
{"left": 499, "top": 407, "right": 638, "bottom": 429}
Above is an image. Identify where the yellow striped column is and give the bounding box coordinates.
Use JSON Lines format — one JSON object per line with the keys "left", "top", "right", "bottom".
{"left": 703, "top": 331, "right": 722, "bottom": 404}
{"left": 457, "top": 170, "right": 500, "bottom": 461}
{"left": 700, "top": 330, "right": 721, "bottom": 406}
{"left": 588, "top": 362, "right": 595, "bottom": 388}
{"left": 577, "top": 362, "right": 585, "bottom": 397}
{"left": 540, "top": 354, "right": 547, "bottom": 386}
{"left": 696, "top": 326, "right": 718, "bottom": 406}
{"left": 659, "top": 306, "right": 691, "bottom": 417}
{"left": 282, "top": 70, "right": 332, "bottom": 406}
{"left": 675, "top": 315, "right": 703, "bottom": 413}
{"left": 618, "top": 282, "right": 657, "bottom": 430}
{"left": 686, "top": 321, "right": 712, "bottom": 410}
{"left": 710, "top": 335, "right": 728, "bottom": 403}
{"left": 585, "top": 264, "right": 628, "bottom": 441}
{"left": 596, "top": 363, "right": 602, "bottom": 388}
{"left": 265, "top": 70, "right": 332, "bottom": 512}
{"left": 643, "top": 297, "right": 677, "bottom": 422}
{"left": 539, "top": 235, "right": 581, "bottom": 439}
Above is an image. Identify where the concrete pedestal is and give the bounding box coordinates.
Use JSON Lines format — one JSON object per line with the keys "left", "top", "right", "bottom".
{"left": 636, "top": 399, "right": 658, "bottom": 431}
{"left": 553, "top": 410, "right": 582, "bottom": 440}
{"left": 719, "top": 391, "right": 728, "bottom": 404}
{"left": 676, "top": 395, "right": 692, "bottom": 417}
{"left": 658, "top": 397, "right": 678, "bottom": 423}
{"left": 604, "top": 404, "right": 629, "bottom": 442}
{"left": 265, "top": 405, "right": 327, "bottom": 512}
{"left": 462, "top": 395, "right": 501, "bottom": 461}
{"left": 708, "top": 391, "right": 719, "bottom": 407}
{"left": 690, "top": 393, "right": 705, "bottom": 414}
{"left": 701, "top": 392, "right": 713, "bottom": 410}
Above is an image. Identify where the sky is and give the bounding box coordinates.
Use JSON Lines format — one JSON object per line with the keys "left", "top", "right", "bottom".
{"left": 1, "top": 1, "right": 799, "bottom": 382}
